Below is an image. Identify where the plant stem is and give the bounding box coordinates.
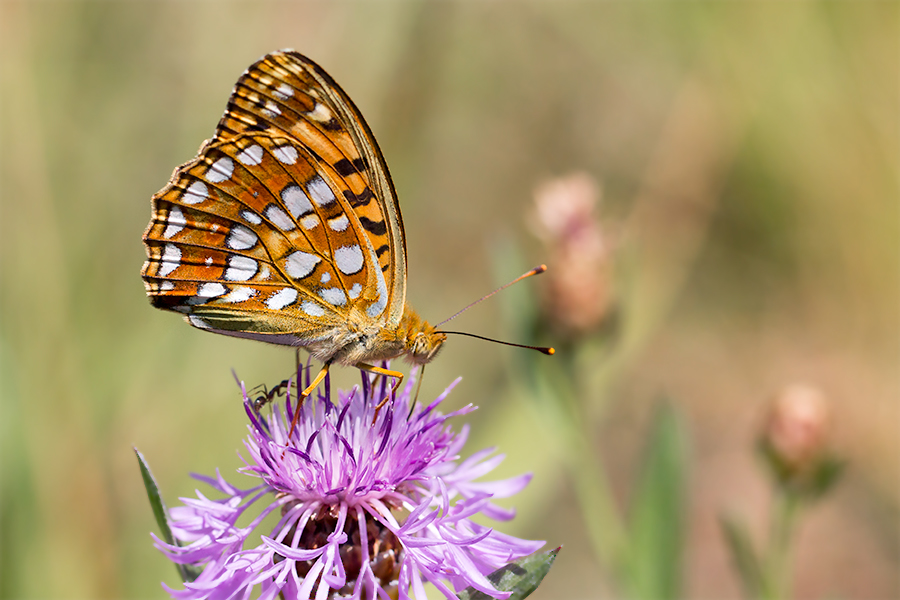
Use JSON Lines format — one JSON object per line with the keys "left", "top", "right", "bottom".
{"left": 765, "top": 488, "right": 800, "bottom": 600}
{"left": 532, "top": 352, "right": 628, "bottom": 582}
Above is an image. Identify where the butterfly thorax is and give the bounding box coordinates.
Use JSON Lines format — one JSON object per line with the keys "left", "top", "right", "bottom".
{"left": 322, "top": 303, "right": 444, "bottom": 367}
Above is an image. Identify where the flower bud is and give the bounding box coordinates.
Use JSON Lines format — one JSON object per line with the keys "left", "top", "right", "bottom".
{"left": 759, "top": 383, "right": 842, "bottom": 498}
{"left": 763, "top": 384, "right": 830, "bottom": 471}
{"left": 531, "top": 173, "right": 614, "bottom": 337}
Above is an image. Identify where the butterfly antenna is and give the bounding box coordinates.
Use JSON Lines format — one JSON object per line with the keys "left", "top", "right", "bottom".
{"left": 438, "top": 330, "right": 555, "bottom": 355}
{"left": 436, "top": 265, "right": 548, "bottom": 327}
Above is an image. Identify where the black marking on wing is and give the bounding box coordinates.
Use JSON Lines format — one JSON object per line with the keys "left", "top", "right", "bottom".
{"left": 331, "top": 156, "right": 371, "bottom": 178}
{"left": 343, "top": 187, "right": 374, "bottom": 208}
{"left": 375, "top": 244, "right": 389, "bottom": 257}
{"left": 321, "top": 118, "right": 341, "bottom": 132}
{"left": 334, "top": 158, "right": 358, "bottom": 177}
{"left": 244, "top": 121, "right": 269, "bottom": 133}
{"left": 359, "top": 216, "right": 387, "bottom": 236}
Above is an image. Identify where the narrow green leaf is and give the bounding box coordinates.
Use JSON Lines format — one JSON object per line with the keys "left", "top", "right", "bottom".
{"left": 135, "top": 448, "right": 174, "bottom": 546}
{"left": 720, "top": 514, "right": 765, "bottom": 599}
{"left": 457, "top": 547, "right": 560, "bottom": 600}
{"left": 134, "top": 448, "right": 202, "bottom": 583}
{"left": 625, "top": 401, "right": 688, "bottom": 599}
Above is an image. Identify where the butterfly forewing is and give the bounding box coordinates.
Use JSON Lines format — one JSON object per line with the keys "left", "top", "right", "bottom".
{"left": 143, "top": 50, "right": 407, "bottom": 346}
{"left": 219, "top": 51, "right": 404, "bottom": 311}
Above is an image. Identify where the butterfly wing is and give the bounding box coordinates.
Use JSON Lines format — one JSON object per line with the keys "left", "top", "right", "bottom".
{"left": 142, "top": 50, "right": 407, "bottom": 351}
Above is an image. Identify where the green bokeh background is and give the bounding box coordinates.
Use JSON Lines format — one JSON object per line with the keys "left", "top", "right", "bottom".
{"left": 1, "top": 2, "right": 897, "bottom": 598}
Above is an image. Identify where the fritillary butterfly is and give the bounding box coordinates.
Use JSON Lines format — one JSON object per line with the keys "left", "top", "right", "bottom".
{"left": 142, "top": 50, "right": 446, "bottom": 397}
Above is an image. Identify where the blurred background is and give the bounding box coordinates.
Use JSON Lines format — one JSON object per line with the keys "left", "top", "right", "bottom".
{"left": 1, "top": 1, "right": 897, "bottom": 598}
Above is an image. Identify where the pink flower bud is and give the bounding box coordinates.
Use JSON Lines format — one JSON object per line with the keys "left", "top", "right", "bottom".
{"left": 762, "top": 383, "right": 831, "bottom": 474}
{"left": 531, "top": 173, "right": 615, "bottom": 337}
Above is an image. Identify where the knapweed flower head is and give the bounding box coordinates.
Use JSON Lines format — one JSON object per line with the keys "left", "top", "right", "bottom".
{"left": 154, "top": 368, "right": 543, "bottom": 600}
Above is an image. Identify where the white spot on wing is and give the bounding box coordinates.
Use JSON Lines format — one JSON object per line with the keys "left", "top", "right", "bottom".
{"left": 307, "top": 176, "right": 335, "bottom": 207}
{"left": 163, "top": 206, "right": 186, "bottom": 238}
{"left": 226, "top": 225, "right": 258, "bottom": 250}
{"left": 348, "top": 283, "right": 362, "bottom": 299}
{"left": 366, "top": 243, "right": 388, "bottom": 318}
{"left": 159, "top": 244, "right": 181, "bottom": 276}
{"left": 264, "top": 204, "right": 296, "bottom": 231}
{"left": 285, "top": 251, "right": 320, "bottom": 279}
{"left": 273, "top": 83, "right": 294, "bottom": 100}
{"left": 273, "top": 145, "right": 298, "bottom": 164}
{"left": 224, "top": 255, "right": 258, "bottom": 281}
{"left": 281, "top": 184, "right": 312, "bottom": 218}
{"left": 328, "top": 214, "right": 349, "bottom": 232}
{"left": 266, "top": 288, "right": 298, "bottom": 310}
{"left": 182, "top": 181, "right": 208, "bottom": 205}
{"left": 223, "top": 286, "right": 256, "bottom": 303}
{"left": 319, "top": 287, "right": 347, "bottom": 306}
{"left": 160, "top": 281, "right": 175, "bottom": 291}
{"left": 262, "top": 101, "right": 281, "bottom": 118}
{"left": 320, "top": 272, "right": 331, "bottom": 283}
{"left": 206, "top": 157, "right": 234, "bottom": 183}
{"left": 300, "top": 215, "right": 319, "bottom": 230}
{"left": 308, "top": 103, "right": 332, "bottom": 123}
{"left": 198, "top": 282, "right": 227, "bottom": 298}
{"left": 188, "top": 315, "right": 211, "bottom": 329}
{"left": 302, "top": 301, "right": 325, "bottom": 317}
{"left": 237, "top": 144, "right": 263, "bottom": 166}
{"left": 240, "top": 210, "right": 262, "bottom": 225}
{"left": 334, "top": 245, "right": 364, "bottom": 275}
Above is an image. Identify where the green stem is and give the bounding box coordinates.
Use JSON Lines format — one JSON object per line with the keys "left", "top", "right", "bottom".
{"left": 765, "top": 489, "right": 800, "bottom": 600}
{"left": 567, "top": 413, "right": 627, "bottom": 574}
{"left": 531, "top": 352, "right": 628, "bottom": 582}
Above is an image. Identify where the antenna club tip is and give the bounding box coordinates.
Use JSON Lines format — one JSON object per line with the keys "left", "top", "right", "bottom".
{"left": 545, "top": 347, "right": 556, "bottom": 356}
{"left": 536, "top": 264, "right": 548, "bottom": 273}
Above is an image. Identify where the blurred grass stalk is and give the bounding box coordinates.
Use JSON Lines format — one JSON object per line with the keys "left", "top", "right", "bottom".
{"left": 498, "top": 75, "right": 741, "bottom": 596}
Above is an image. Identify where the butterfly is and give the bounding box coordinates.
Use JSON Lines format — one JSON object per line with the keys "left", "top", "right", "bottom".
{"left": 142, "top": 49, "right": 447, "bottom": 400}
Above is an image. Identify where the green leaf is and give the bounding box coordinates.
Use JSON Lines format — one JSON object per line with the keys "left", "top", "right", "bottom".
{"left": 624, "top": 401, "right": 688, "bottom": 599}
{"left": 134, "top": 448, "right": 202, "bottom": 583}
{"left": 720, "top": 514, "right": 765, "bottom": 599}
{"left": 456, "top": 547, "right": 560, "bottom": 600}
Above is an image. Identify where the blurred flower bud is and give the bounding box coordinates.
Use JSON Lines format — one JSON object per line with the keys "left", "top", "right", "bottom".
{"left": 759, "top": 383, "right": 843, "bottom": 498}
{"left": 531, "top": 173, "right": 615, "bottom": 338}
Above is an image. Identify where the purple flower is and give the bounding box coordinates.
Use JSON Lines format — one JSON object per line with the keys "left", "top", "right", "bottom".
{"left": 154, "top": 368, "right": 543, "bottom": 600}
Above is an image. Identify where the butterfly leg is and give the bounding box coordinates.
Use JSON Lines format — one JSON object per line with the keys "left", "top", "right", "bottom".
{"left": 355, "top": 362, "right": 404, "bottom": 418}
{"left": 285, "top": 362, "right": 331, "bottom": 441}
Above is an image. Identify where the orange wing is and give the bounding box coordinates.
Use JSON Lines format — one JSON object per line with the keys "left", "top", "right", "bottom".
{"left": 142, "top": 50, "right": 408, "bottom": 348}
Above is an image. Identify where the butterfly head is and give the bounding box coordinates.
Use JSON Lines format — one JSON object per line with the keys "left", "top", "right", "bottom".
{"left": 400, "top": 308, "right": 446, "bottom": 365}
{"left": 409, "top": 328, "right": 447, "bottom": 364}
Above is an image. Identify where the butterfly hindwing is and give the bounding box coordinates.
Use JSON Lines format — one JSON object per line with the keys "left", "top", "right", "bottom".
{"left": 142, "top": 50, "right": 407, "bottom": 345}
